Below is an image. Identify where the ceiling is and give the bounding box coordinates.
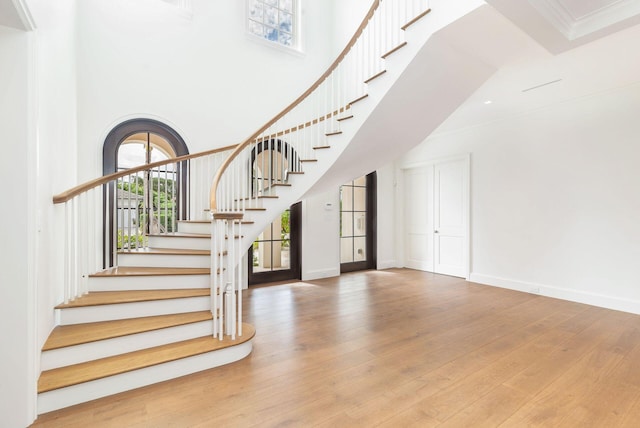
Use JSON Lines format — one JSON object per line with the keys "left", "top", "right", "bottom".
{"left": 430, "top": 0, "right": 640, "bottom": 136}
{"left": 0, "top": 0, "right": 33, "bottom": 30}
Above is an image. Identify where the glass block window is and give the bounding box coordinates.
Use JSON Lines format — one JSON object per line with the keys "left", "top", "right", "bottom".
{"left": 248, "top": 0, "right": 297, "bottom": 48}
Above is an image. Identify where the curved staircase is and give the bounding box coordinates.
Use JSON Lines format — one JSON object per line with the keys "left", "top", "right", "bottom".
{"left": 41, "top": 0, "right": 504, "bottom": 415}
{"left": 37, "top": 221, "right": 254, "bottom": 414}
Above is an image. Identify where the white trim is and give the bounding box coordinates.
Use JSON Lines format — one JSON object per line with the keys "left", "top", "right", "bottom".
{"left": 11, "top": 0, "right": 36, "bottom": 31}
{"left": 377, "top": 259, "right": 397, "bottom": 270}
{"left": 470, "top": 273, "right": 640, "bottom": 315}
{"left": 302, "top": 268, "right": 340, "bottom": 281}
{"left": 529, "top": 0, "right": 640, "bottom": 40}
{"left": 26, "top": 28, "right": 38, "bottom": 426}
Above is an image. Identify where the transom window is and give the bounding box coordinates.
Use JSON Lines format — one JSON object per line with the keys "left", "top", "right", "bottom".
{"left": 248, "top": 0, "right": 297, "bottom": 48}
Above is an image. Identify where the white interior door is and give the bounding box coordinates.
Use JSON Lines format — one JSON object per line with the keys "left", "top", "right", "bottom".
{"left": 434, "top": 159, "right": 468, "bottom": 277}
{"left": 403, "top": 167, "right": 433, "bottom": 271}
{"left": 402, "top": 156, "right": 469, "bottom": 278}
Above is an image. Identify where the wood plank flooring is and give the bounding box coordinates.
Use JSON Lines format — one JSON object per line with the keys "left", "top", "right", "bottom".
{"left": 32, "top": 269, "right": 640, "bottom": 427}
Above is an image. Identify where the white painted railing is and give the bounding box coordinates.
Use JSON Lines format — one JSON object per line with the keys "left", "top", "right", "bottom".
{"left": 53, "top": 0, "right": 430, "bottom": 342}
{"left": 53, "top": 146, "right": 235, "bottom": 304}
{"left": 208, "top": 0, "right": 430, "bottom": 339}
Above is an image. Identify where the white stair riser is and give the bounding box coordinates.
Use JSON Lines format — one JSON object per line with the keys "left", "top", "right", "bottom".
{"left": 37, "top": 340, "right": 253, "bottom": 414}
{"left": 147, "top": 235, "right": 210, "bottom": 250}
{"left": 58, "top": 296, "right": 210, "bottom": 325}
{"left": 177, "top": 222, "right": 211, "bottom": 235}
{"left": 88, "top": 274, "right": 209, "bottom": 291}
{"left": 117, "top": 253, "right": 210, "bottom": 268}
{"left": 41, "top": 321, "right": 213, "bottom": 371}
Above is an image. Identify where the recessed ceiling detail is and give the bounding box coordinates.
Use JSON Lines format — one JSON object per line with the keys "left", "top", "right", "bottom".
{"left": 529, "top": 0, "right": 640, "bottom": 40}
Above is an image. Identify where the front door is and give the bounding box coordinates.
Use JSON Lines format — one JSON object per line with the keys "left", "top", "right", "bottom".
{"left": 248, "top": 203, "right": 301, "bottom": 285}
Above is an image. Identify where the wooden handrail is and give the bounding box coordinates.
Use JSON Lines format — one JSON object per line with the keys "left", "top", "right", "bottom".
{"left": 53, "top": 144, "right": 237, "bottom": 204}
{"left": 209, "top": 0, "right": 382, "bottom": 212}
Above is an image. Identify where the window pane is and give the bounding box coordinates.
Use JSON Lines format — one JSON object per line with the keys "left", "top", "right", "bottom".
{"left": 341, "top": 212, "right": 353, "bottom": 237}
{"left": 279, "top": 0, "right": 293, "bottom": 13}
{"left": 341, "top": 238, "right": 354, "bottom": 263}
{"left": 265, "top": 26, "right": 278, "bottom": 42}
{"left": 279, "top": 11, "right": 292, "bottom": 33}
{"left": 264, "top": 5, "right": 278, "bottom": 27}
{"left": 341, "top": 186, "right": 353, "bottom": 211}
{"left": 248, "top": 20, "right": 264, "bottom": 37}
{"left": 354, "top": 237, "right": 367, "bottom": 261}
{"left": 264, "top": 0, "right": 278, "bottom": 6}
{"left": 279, "top": 31, "right": 292, "bottom": 46}
{"left": 249, "top": 0, "right": 263, "bottom": 21}
{"left": 354, "top": 212, "right": 366, "bottom": 236}
{"left": 354, "top": 187, "right": 366, "bottom": 211}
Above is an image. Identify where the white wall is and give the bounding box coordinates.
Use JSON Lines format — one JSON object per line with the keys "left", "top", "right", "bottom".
{"left": 0, "top": 23, "right": 36, "bottom": 428}
{"left": 75, "top": 0, "right": 339, "bottom": 183}
{"left": 376, "top": 164, "right": 398, "bottom": 269}
{"left": 301, "top": 190, "right": 341, "bottom": 280}
{"left": 397, "top": 82, "right": 640, "bottom": 313}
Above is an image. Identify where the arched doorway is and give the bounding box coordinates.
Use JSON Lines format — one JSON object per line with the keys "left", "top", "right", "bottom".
{"left": 103, "top": 119, "right": 189, "bottom": 266}
{"left": 248, "top": 138, "right": 302, "bottom": 284}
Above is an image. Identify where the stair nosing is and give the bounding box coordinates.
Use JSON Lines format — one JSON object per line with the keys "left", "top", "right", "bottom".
{"left": 118, "top": 248, "right": 211, "bottom": 256}
{"left": 55, "top": 288, "right": 211, "bottom": 309}
{"left": 42, "top": 311, "right": 214, "bottom": 351}
{"left": 38, "top": 324, "right": 256, "bottom": 393}
{"left": 89, "top": 267, "right": 210, "bottom": 278}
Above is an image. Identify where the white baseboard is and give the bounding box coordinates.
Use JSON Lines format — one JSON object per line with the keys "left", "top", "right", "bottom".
{"left": 470, "top": 273, "right": 640, "bottom": 315}
{"left": 376, "top": 260, "right": 397, "bottom": 270}
{"left": 302, "top": 268, "right": 340, "bottom": 281}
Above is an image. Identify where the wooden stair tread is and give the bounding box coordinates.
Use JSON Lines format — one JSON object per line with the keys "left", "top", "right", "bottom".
{"left": 43, "top": 312, "right": 213, "bottom": 351}
{"left": 349, "top": 94, "right": 368, "bottom": 105}
{"left": 118, "top": 248, "right": 210, "bottom": 256}
{"left": 38, "top": 324, "right": 256, "bottom": 393}
{"left": 148, "top": 232, "right": 210, "bottom": 238}
{"left": 336, "top": 114, "right": 354, "bottom": 122}
{"left": 382, "top": 42, "right": 407, "bottom": 59}
{"left": 364, "top": 69, "right": 387, "bottom": 84}
{"left": 325, "top": 131, "right": 343, "bottom": 136}
{"left": 55, "top": 289, "right": 210, "bottom": 309}
{"left": 300, "top": 159, "right": 318, "bottom": 163}
{"left": 401, "top": 8, "right": 431, "bottom": 30}
{"left": 90, "top": 266, "right": 210, "bottom": 277}
{"left": 313, "top": 146, "right": 331, "bottom": 150}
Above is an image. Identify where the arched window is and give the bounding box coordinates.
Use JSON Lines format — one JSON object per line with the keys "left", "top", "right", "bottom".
{"left": 103, "top": 119, "right": 189, "bottom": 266}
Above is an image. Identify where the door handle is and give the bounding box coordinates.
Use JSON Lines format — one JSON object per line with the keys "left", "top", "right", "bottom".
{"left": 434, "top": 230, "right": 439, "bottom": 234}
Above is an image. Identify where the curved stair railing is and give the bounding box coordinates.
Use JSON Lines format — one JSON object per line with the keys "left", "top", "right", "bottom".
{"left": 52, "top": 0, "right": 431, "bottom": 343}
{"left": 209, "top": 0, "right": 430, "bottom": 339}
{"left": 52, "top": 145, "right": 237, "bottom": 304}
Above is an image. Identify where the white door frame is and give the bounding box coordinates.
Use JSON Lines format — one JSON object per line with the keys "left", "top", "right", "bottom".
{"left": 400, "top": 153, "right": 470, "bottom": 279}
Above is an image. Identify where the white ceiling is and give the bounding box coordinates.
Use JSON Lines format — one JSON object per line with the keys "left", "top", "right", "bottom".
{"left": 0, "top": 0, "right": 32, "bottom": 30}
{"left": 430, "top": 0, "right": 640, "bottom": 136}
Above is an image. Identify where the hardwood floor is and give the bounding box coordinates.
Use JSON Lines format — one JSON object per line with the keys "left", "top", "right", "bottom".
{"left": 32, "top": 269, "right": 640, "bottom": 427}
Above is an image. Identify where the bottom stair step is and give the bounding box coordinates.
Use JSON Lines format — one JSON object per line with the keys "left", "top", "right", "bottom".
{"left": 37, "top": 324, "right": 256, "bottom": 414}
